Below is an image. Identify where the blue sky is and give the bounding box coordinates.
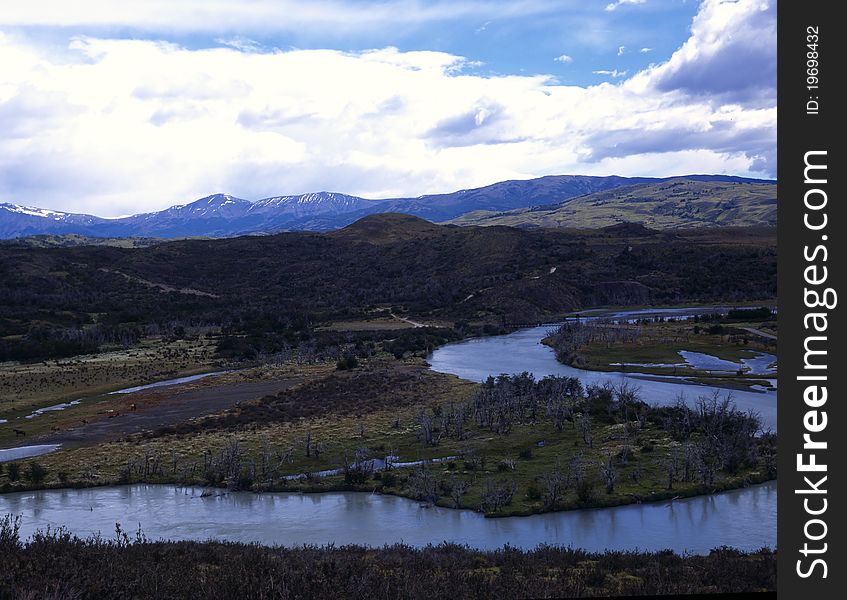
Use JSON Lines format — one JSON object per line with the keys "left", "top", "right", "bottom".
{"left": 0, "top": 1, "right": 776, "bottom": 216}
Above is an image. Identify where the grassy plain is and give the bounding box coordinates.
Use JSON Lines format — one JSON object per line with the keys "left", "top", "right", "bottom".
{"left": 0, "top": 337, "right": 226, "bottom": 445}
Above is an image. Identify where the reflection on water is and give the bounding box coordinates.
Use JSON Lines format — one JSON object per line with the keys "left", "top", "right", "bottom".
{"left": 0, "top": 483, "right": 776, "bottom": 553}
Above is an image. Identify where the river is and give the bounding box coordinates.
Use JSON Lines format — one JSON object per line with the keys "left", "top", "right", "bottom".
{"left": 1, "top": 307, "right": 777, "bottom": 552}
{"left": 0, "top": 482, "right": 775, "bottom": 553}
{"left": 427, "top": 315, "right": 776, "bottom": 432}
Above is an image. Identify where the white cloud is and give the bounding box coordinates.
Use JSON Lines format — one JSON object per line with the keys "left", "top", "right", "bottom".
{"left": 0, "top": 0, "right": 776, "bottom": 215}
{"left": 554, "top": 54, "right": 573, "bottom": 63}
{"left": 629, "top": 0, "right": 776, "bottom": 104}
{"left": 617, "top": 45, "right": 626, "bottom": 56}
{"left": 214, "top": 36, "right": 263, "bottom": 53}
{"left": 593, "top": 69, "right": 627, "bottom": 78}
{"left": 640, "top": 47, "right": 652, "bottom": 53}
{"left": 475, "top": 20, "right": 492, "bottom": 33}
{"left": 605, "top": 0, "right": 646, "bottom": 12}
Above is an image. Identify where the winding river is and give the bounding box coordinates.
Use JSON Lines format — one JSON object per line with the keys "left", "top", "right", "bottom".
{"left": 428, "top": 315, "right": 777, "bottom": 432}
{"left": 1, "top": 307, "right": 777, "bottom": 552}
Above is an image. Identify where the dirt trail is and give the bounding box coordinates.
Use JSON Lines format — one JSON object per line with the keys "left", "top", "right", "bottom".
{"left": 99, "top": 268, "right": 219, "bottom": 298}
{"left": 739, "top": 327, "right": 777, "bottom": 341}
{"left": 390, "top": 313, "right": 426, "bottom": 328}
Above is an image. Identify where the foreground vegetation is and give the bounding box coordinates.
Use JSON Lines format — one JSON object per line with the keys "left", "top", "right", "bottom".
{"left": 0, "top": 515, "right": 776, "bottom": 598}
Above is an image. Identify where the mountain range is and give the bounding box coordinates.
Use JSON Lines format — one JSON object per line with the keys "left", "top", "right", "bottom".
{"left": 0, "top": 174, "right": 775, "bottom": 239}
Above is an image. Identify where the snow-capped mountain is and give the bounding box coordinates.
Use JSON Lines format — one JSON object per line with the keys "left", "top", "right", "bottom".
{"left": 0, "top": 203, "right": 109, "bottom": 238}
{"left": 0, "top": 174, "right": 775, "bottom": 239}
{"left": 248, "top": 192, "right": 373, "bottom": 219}
{"left": 111, "top": 192, "right": 375, "bottom": 237}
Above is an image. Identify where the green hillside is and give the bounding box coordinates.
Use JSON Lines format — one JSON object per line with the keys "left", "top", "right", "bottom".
{"left": 446, "top": 179, "right": 777, "bottom": 229}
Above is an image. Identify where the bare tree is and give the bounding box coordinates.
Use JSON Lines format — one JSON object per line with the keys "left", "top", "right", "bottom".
{"left": 579, "top": 413, "right": 593, "bottom": 447}
{"left": 304, "top": 430, "right": 312, "bottom": 458}
{"left": 448, "top": 477, "right": 469, "bottom": 508}
{"left": 600, "top": 451, "right": 617, "bottom": 494}
{"left": 479, "top": 478, "right": 517, "bottom": 513}
{"left": 417, "top": 410, "right": 442, "bottom": 446}
{"left": 540, "top": 470, "right": 564, "bottom": 510}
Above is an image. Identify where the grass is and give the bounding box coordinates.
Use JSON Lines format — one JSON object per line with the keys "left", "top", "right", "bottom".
{"left": 447, "top": 179, "right": 777, "bottom": 230}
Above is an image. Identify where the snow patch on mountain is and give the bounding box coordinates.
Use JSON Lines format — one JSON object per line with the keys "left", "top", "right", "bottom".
{"left": 1, "top": 203, "right": 70, "bottom": 220}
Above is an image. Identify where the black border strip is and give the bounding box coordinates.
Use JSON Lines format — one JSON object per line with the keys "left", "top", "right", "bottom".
{"left": 778, "top": 0, "right": 845, "bottom": 596}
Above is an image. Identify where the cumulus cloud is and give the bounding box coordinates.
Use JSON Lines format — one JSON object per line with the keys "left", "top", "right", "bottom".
{"left": 617, "top": 46, "right": 626, "bottom": 56}
{"left": 554, "top": 54, "right": 573, "bottom": 63}
{"left": 630, "top": 0, "right": 776, "bottom": 105}
{"left": 605, "top": 0, "right": 646, "bottom": 12}
{"left": 0, "top": 0, "right": 776, "bottom": 215}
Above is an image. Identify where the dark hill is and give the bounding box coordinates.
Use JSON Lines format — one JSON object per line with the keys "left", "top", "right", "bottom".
{"left": 329, "top": 213, "right": 445, "bottom": 245}
{"left": 0, "top": 216, "right": 776, "bottom": 361}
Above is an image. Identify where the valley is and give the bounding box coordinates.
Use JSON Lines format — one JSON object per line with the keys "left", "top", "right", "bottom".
{"left": 0, "top": 215, "right": 778, "bottom": 594}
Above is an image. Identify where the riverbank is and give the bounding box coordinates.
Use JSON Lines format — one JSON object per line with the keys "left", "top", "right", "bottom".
{"left": 0, "top": 515, "right": 777, "bottom": 598}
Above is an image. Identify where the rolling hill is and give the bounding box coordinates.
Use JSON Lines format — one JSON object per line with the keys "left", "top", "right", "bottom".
{"left": 446, "top": 179, "right": 777, "bottom": 229}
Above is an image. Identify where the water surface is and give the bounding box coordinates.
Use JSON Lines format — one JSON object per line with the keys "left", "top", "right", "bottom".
{"left": 0, "top": 483, "right": 775, "bottom": 553}
{"left": 0, "top": 444, "right": 62, "bottom": 463}
{"left": 109, "top": 371, "right": 230, "bottom": 395}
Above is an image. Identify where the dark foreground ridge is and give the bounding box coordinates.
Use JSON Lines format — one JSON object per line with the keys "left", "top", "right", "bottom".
{"left": 0, "top": 517, "right": 775, "bottom": 599}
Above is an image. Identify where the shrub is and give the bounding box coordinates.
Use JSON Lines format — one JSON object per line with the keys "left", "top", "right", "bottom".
{"left": 576, "top": 478, "right": 597, "bottom": 504}
{"left": 526, "top": 481, "right": 543, "bottom": 501}
{"left": 25, "top": 462, "right": 48, "bottom": 485}
{"left": 6, "top": 462, "right": 21, "bottom": 482}
{"left": 335, "top": 356, "right": 358, "bottom": 370}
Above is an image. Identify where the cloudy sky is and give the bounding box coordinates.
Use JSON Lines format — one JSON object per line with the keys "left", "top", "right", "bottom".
{"left": 0, "top": 0, "right": 775, "bottom": 216}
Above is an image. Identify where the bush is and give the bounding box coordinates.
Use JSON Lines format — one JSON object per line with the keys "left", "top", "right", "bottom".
{"left": 6, "top": 462, "right": 21, "bottom": 482}
{"left": 526, "top": 481, "right": 543, "bottom": 501}
{"left": 25, "top": 462, "right": 48, "bottom": 485}
{"left": 576, "top": 478, "right": 597, "bottom": 504}
{"left": 335, "top": 356, "right": 358, "bottom": 370}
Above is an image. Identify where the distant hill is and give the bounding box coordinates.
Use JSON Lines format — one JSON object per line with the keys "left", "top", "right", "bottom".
{"left": 446, "top": 179, "right": 777, "bottom": 229}
{"left": 0, "top": 234, "right": 169, "bottom": 248}
{"left": 328, "top": 213, "right": 447, "bottom": 245}
{"left": 0, "top": 174, "right": 774, "bottom": 239}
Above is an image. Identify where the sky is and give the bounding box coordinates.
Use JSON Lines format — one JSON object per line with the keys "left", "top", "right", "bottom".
{"left": 0, "top": 0, "right": 776, "bottom": 217}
